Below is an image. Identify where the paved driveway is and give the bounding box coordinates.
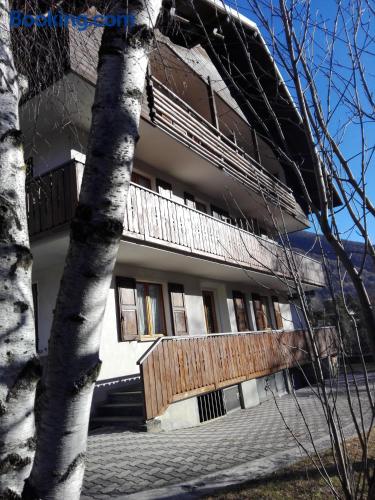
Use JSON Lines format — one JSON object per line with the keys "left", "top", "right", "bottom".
{"left": 82, "top": 374, "right": 374, "bottom": 499}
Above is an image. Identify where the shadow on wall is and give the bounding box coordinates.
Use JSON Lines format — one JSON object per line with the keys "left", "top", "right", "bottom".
{"left": 289, "top": 357, "right": 333, "bottom": 391}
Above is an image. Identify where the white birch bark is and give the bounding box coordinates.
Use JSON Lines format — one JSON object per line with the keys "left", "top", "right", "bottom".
{"left": 0, "top": 2, "right": 39, "bottom": 498}
{"left": 24, "top": 1, "right": 162, "bottom": 498}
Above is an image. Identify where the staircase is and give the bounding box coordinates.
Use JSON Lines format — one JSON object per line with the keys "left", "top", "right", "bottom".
{"left": 90, "top": 380, "right": 147, "bottom": 431}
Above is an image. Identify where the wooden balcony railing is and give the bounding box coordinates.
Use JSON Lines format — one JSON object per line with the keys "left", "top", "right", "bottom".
{"left": 138, "top": 327, "right": 337, "bottom": 420}
{"left": 26, "top": 161, "right": 78, "bottom": 236}
{"left": 26, "top": 161, "right": 324, "bottom": 286}
{"left": 124, "top": 182, "right": 325, "bottom": 286}
{"left": 145, "top": 77, "right": 300, "bottom": 218}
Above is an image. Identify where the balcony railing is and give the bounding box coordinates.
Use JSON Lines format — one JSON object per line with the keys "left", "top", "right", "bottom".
{"left": 138, "top": 327, "right": 337, "bottom": 420}
{"left": 144, "top": 77, "right": 301, "bottom": 218}
{"left": 26, "top": 161, "right": 78, "bottom": 236}
{"left": 124, "top": 182, "right": 324, "bottom": 286}
{"left": 26, "top": 161, "right": 324, "bottom": 286}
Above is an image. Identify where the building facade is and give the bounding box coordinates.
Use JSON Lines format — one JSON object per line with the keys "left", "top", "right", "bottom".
{"left": 21, "top": 2, "right": 336, "bottom": 430}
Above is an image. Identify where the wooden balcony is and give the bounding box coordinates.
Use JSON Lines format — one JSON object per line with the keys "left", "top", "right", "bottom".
{"left": 144, "top": 77, "right": 302, "bottom": 219}
{"left": 26, "top": 160, "right": 324, "bottom": 286}
{"left": 124, "top": 183, "right": 323, "bottom": 286}
{"left": 138, "top": 327, "right": 337, "bottom": 420}
{"left": 26, "top": 161, "right": 78, "bottom": 236}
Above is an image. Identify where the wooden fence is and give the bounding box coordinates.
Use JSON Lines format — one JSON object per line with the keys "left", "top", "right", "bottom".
{"left": 138, "top": 327, "right": 337, "bottom": 420}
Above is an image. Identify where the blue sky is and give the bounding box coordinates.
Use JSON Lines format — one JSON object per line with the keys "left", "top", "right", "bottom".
{"left": 224, "top": 0, "right": 375, "bottom": 243}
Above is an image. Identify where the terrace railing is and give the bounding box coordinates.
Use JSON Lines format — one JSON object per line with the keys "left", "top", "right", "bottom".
{"left": 137, "top": 327, "right": 337, "bottom": 420}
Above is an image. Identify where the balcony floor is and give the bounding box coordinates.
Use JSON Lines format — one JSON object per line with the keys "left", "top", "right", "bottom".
{"left": 119, "top": 239, "right": 305, "bottom": 291}
{"left": 30, "top": 230, "right": 320, "bottom": 292}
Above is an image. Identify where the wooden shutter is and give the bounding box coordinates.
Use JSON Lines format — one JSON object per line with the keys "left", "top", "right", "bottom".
{"left": 169, "top": 283, "right": 189, "bottom": 336}
{"left": 233, "top": 291, "right": 249, "bottom": 332}
{"left": 253, "top": 293, "right": 266, "bottom": 331}
{"left": 156, "top": 179, "right": 172, "bottom": 198}
{"left": 272, "top": 296, "right": 284, "bottom": 330}
{"left": 117, "top": 278, "right": 139, "bottom": 341}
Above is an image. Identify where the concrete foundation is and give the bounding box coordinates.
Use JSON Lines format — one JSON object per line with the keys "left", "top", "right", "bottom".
{"left": 257, "top": 374, "right": 277, "bottom": 402}
{"left": 275, "top": 371, "right": 288, "bottom": 396}
{"left": 154, "top": 397, "right": 200, "bottom": 431}
{"left": 148, "top": 370, "right": 291, "bottom": 431}
{"left": 240, "top": 379, "right": 260, "bottom": 408}
{"left": 254, "top": 370, "right": 289, "bottom": 403}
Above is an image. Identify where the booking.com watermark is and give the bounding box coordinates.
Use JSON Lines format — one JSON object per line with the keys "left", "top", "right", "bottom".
{"left": 9, "top": 10, "right": 135, "bottom": 31}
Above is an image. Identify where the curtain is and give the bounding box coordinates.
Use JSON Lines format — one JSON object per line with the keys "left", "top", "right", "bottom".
{"left": 136, "top": 284, "right": 147, "bottom": 335}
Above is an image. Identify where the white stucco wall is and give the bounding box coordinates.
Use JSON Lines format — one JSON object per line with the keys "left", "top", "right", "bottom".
{"left": 32, "top": 243, "right": 299, "bottom": 385}
{"left": 279, "top": 300, "right": 295, "bottom": 330}
{"left": 24, "top": 125, "right": 88, "bottom": 176}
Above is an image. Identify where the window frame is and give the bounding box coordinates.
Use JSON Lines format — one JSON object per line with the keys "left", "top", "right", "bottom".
{"left": 156, "top": 178, "right": 172, "bottom": 199}
{"left": 252, "top": 293, "right": 272, "bottom": 331}
{"left": 131, "top": 171, "right": 152, "bottom": 190}
{"left": 184, "top": 192, "right": 196, "bottom": 209}
{"left": 195, "top": 201, "right": 207, "bottom": 214}
{"left": 136, "top": 281, "right": 167, "bottom": 337}
{"left": 116, "top": 278, "right": 167, "bottom": 341}
{"left": 211, "top": 204, "right": 230, "bottom": 223}
{"left": 202, "top": 290, "right": 219, "bottom": 334}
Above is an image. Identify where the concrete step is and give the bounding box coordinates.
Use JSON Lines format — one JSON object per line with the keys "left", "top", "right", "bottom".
{"left": 108, "top": 391, "right": 144, "bottom": 404}
{"left": 98, "top": 403, "right": 144, "bottom": 418}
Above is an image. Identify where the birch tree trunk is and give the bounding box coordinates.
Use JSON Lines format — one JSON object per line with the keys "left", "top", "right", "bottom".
{"left": 24, "top": 1, "right": 162, "bottom": 498}
{"left": 0, "top": 2, "right": 39, "bottom": 498}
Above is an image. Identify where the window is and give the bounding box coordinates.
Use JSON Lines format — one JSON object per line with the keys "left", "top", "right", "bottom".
{"left": 211, "top": 205, "right": 230, "bottom": 223}
{"left": 136, "top": 283, "right": 166, "bottom": 336}
{"left": 196, "top": 201, "right": 207, "bottom": 214}
{"left": 156, "top": 179, "right": 172, "bottom": 199}
{"left": 117, "top": 278, "right": 166, "bottom": 340}
{"left": 184, "top": 192, "right": 196, "bottom": 209}
{"left": 184, "top": 193, "right": 208, "bottom": 213}
{"left": 131, "top": 171, "right": 151, "bottom": 189}
{"left": 202, "top": 290, "right": 218, "bottom": 334}
{"left": 233, "top": 291, "right": 250, "bottom": 332}
{"left": 252, "top": 294, "right": 272, "bottom": 330}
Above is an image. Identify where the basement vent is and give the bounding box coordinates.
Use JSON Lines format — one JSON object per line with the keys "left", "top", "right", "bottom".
{"left": 198, "top": 390, "right": 226, "bottom": 423}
